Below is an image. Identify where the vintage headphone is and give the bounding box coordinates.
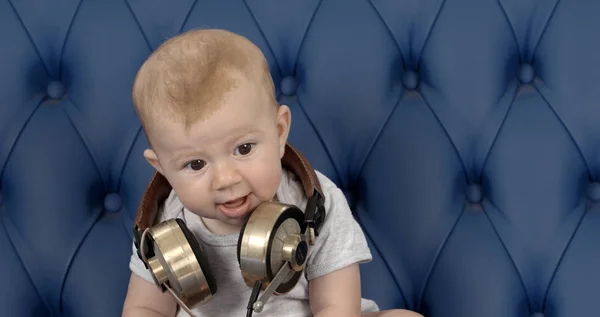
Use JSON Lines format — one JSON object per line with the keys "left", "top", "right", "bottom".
{"left": 133, "top": 143, "right": 326, "bottom": 316}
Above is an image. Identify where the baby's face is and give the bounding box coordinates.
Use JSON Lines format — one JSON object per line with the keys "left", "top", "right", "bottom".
{"left": 145, "top": 80, "right": 290, "bottom": 234}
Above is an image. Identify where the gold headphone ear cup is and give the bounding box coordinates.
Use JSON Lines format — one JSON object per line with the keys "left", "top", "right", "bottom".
{"left": 238, "top": 202, "right": 306, "bottom": 294}
{"left": 236, "top": 220, "right": 248, "bottom": 268}
{"left": 174, "top": 219, "right": 217, "bottom": 295}
{"left": 148, "top": 219, "right": 217, "bottom": 307}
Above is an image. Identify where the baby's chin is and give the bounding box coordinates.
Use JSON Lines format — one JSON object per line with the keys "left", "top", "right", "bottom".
{"left": 200, "top": 215, "right": 246, "bottom": 235}
{"left": 185, "top": 195, "right": 275, "bottom": 232}
{"left": 222, "top": 213, "right": 251, "bottom": 226}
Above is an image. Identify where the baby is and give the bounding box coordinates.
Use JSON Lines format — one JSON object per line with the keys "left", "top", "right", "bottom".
{"left": 122, "top": 28, "right": 422, "bottom": 317}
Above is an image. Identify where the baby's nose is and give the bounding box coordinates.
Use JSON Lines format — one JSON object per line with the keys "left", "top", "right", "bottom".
{"left": 212, "top": 162, "right": 242, "bottom": 190}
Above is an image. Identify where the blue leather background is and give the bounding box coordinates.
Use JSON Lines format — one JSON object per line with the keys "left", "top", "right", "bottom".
{"left": 1, "top": 0, "right": 600, "bottom": 316}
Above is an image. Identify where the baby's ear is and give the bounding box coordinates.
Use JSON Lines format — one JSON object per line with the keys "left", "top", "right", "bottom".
{"left": 143, "top": 149, "right": 164, "bottom": 174}
{"left": 276, "top": 105, "right": 291, "bottom": 158}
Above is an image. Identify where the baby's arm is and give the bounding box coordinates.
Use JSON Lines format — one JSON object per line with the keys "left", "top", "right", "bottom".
{"left": 303, "top": 173, "right": 368, "bottom": 317}
{"left": 123, "top": 191, "right": 183, "bottom": 317}
{"left": 309, "top": 263, "right": 362, "bottom": 317}
{"left": 122, "top": 273, "right": 177, "bottom": 317}
{"left": 305, "top": 172, "right": 423, "bottom": 317}
{"left": 309, "top": 266, "right": 424, "bottom": 317}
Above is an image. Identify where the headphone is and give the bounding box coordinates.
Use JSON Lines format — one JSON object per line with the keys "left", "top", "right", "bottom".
{"left": 133, "top": 143, "right": 326, "bottom": 316}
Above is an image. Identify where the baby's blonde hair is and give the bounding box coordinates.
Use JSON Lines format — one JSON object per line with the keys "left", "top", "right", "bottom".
{"left": 132, "top": 29, "right": 277, "bottom": 136}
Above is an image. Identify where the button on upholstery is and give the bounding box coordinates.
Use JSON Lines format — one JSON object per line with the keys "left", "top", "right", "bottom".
{"left": 280, "top": 76, "right": 298, "bottom": 96}
{"left": 588, "top": 182, "right": 600, "bottom": 201}
{"left": 466, "top": 183, "right": 483, "bottom": 203}
{"left": 342, "top": 188, "right": 356, "bottom": 209}
{"left": 47, "top": 81, "right": 66, "bottom": 100}
{"left": 518, "top": 64, "right": 535, "bottom": 84}
{"left": 402, "top": 70, "right": 420, "bottom": 90}
{"left": 104, "top": 193, "right": 122, "bottom": 212}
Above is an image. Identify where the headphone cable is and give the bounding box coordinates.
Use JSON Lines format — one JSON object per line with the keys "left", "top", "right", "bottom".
{"left": 246, "top": 280, "right": 262, "bottom": 317}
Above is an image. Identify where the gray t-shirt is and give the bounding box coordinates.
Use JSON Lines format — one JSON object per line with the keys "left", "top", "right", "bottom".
{"left": 129, "top": 169, "right": 379, "bottom": 316}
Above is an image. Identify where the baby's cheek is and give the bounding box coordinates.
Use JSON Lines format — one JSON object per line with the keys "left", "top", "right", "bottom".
{"left": 254, "top": 163, "right": 281, "bottom": 198}
{"left": 174, "top": 182, "right": 209, "bottom": 212}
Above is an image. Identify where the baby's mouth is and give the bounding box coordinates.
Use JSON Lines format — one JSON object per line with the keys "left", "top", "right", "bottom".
{"left": 222, "top": 196, "right": 246, "bottom": 208}
{"left": 217, "top": 194, "right": 251, "bottom": 218}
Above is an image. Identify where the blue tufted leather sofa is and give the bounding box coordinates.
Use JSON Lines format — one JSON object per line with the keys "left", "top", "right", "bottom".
{"left": 2, "top": 0, "right": 600, "bottom": 316}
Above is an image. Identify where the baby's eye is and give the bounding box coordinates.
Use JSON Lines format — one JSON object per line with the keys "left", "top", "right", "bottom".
{"left": 185, "top": 159, "right": 206, "bottom": 171}
{"left": 235, "top": 143, "right": 255, "bottom": 156}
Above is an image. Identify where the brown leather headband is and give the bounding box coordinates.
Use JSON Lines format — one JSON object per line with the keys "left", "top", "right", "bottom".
{"left": 133, "top": 143, "right": 323, "bottom": 232}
